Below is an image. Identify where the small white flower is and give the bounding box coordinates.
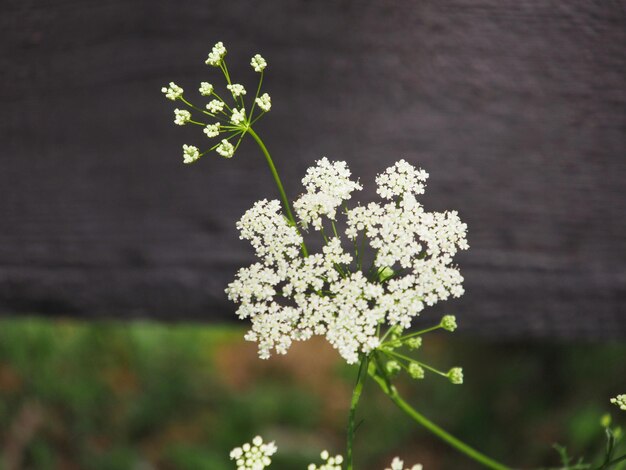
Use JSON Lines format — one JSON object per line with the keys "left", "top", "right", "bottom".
{"left": 229, "top": 436, "right": 277, "bottom": 470}
{"left": 203, "top": 123, "right": 221, "bottom": 138}
{"left": 386, "top": 457, "right": 423, "bottom": 470}
{"left": 231, "top": 107, "right": 247, "bottom": 125}
{"left": 205, "top": 41, "right": 226, "bottom": 66}
{"left": 198, "top": 82, "right": 214, "bottom": 96}
{"left": 161, "top": 82, "right": 183, "bottom": 101}
{"left": 206, "top": 99, "right": 225, "bottom": 114}
{"left": 174, "top": 109, "right": 191, "bottom": 125}
{"left": 216, "top": 139, "right": 235, "bottom": 158}
{"left": 227, "top": 83, "right": 247, "bottom": 98}
{"left": 611, "top": 394, "right": 626, "bottom": 411}
{"left": 182, "top": 144, "right": 200, "bottom": 164}
{"left": 251, "top": 54, "right": 267, "bottom": 72}
{"left": 255, "top": 93, "right": 272, "bottom": 112}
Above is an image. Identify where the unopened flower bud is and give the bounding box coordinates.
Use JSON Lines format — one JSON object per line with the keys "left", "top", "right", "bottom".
{"left": 441, "top": 315, "right": 457, "bottom": 332}
{"left": 447, "top": 367, "right": 463, "bottom": 384}
{"left": 408, "top": 362, "right": 425, "bottom": 379}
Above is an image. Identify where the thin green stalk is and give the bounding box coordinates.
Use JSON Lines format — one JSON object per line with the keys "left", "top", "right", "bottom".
{"left": 346, "top": 355, "right": 369, "bottom": 470}
{"left": 246, "top": 127, "right": 308, "bottom": 256}
{"left": 370, "top": 358, "right": 511, "bottom": 470}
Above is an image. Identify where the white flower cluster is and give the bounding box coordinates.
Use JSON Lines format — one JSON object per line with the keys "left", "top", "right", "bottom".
{"left": 227, "top": 83, "right": 247, "bottom": 98}
{"left": 256, "top": 93, "right": 272, "bottom": 112}
{"left": 199, "top": 82, "right": 214, "bottom": 96}
{"left": 227, "top": 159, "right": 469, "bottom": 363}
{"left": 611, "top": 394, "right": 626, "bottom": 411}
{"left": 206, "top": 41, "right": 227, "bottom": 66}
{"left": 161, "top": 82, "right": 183, "bottom": 101}
{"left": 231, "top": 107, "right": 247, "bottom": 125}
{"left": 229, "top": 438, "right": 422, "bottom": 470}
{"left": 164, "top": 42, "right": 274, "bottom": 163}
{"left": 217, "top": 139, "right": 235, "bottom": 158}
{"left": 204, "top": 123, "right": 221, "bottom": 138}
{"left": 230, "top": 435, "right": 277, "bottom": 470}
{"left": 294, "top": 158, "right": 362, "bottom": 230}
{"left": 206, "top": 99, "right": 225, "bottom": 114}
{"left": 385, "top": 457, "right": 423, "bottom": 470}
{"left": 376, "top": 159, "right": 428, "bottom": 199}
{"left": 174, "top": 108, "right": 191, "bottom": 125}
{"left": 251, "top": 54, "right": 267, "bottom": 72}
{"left": 307, "top": 450, "right": 343, "bottom": 470}
{"left": 182, "top": 144, "right": 200, "bottom": 164}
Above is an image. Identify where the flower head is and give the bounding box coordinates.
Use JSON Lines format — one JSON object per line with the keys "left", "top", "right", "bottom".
{"left": 206, "top": 99, "right": 225, "bottom": 114}
{"left": 408, "top": 362, "right": 425, "bottom": 379}
{"left": 174, "top": 109, "right": 191, "bottom": 125}
{"left": 231, "top": 107, "right": 247, "bottom": 125}
{"left": 229, "top": 160, "right": 468, "bottom": 364}
{"left": 182, "top": 144, "right": 200, "bottom": 164}
{"left": 229, "top": 435, "right": 277, "bottom": 470}
{"left": 251, "top": 54, "right": 268, "bottom": 72}
{"left": 441, "top": 315, "right": 457, "bottom": 332}
{"left": 227, "top": 83, "right": 247, "bottom": 98}
{"left": 376, "top": 159, "right": 429, "bottom": 199}
{"left": 611, "top": 394, "right": 626, "bottom": 411}
{"left": 308, "top": 450, "right": 344, "bottom": 470}
{"left": 294, "top": 158, "right": 362, "bottom": 230}
{"left": 206, "top": 41, "right": 227, "bottom": 66}
{"left": 216, "top": 139, "right": 235, "bottom": 158}
{"left": 386, "top": 457, "right": 423, "bottom": 470}
{"left": 447, "top": 367, "right": 463, "bottom": 385}
{"left": 255, "top": 93, "right": 272, "bottom": 112}
{"left": 161, "top": 82, "right": 183, "bottom": 101}
{"left": 204, "top": 123, "right": 221, "bottom": 138}
{"left": 199, "top": 82, "right": 214, "bottom": 96}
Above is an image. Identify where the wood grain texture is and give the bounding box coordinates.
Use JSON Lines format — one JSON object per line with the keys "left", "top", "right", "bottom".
{"left": 1, "top": 0, "right": 624, "bottom": 337}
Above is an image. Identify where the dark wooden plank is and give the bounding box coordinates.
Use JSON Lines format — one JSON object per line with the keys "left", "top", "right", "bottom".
{"left": 0, "top": 0, "right": 624, "bottom": 337}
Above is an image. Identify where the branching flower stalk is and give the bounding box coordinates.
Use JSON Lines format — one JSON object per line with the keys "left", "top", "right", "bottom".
{"left": 163, "top": 42, "right": 515, "bottom": 470}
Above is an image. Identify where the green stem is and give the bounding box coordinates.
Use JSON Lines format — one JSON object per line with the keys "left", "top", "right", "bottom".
{"left": 371, "top": 357, "right": 511, "bottom": 470}
{"left": 346, "top": 355, "right": 369, "bottom": 470}
{"left": 246, "top": 127, "right": 308, "bottom": 256}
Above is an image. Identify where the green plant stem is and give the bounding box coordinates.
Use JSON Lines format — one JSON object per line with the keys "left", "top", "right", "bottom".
{"left": 346, "top": 355, "right": 369, "bottom": 470}
{"left": 246, "top": 127, "right": 308, "bottom": 256}
{"left": 371, "top": 356, "right": 511, "bottom": 470}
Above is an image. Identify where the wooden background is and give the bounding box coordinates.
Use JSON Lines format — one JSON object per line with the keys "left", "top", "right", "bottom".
{"left": 1, "top": 0, "right": 624, "bottom": 337}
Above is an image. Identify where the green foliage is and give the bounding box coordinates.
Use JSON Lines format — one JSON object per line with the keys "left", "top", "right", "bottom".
{"left": 0, "top": 317, "right": 624, "bottom": 469}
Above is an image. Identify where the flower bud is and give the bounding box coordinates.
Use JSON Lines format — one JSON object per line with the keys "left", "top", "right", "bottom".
{"left": 447, "top": 367, "right": 463, "bottom": 384}
{"left": 440, "top": 315, "right": 457, "bottom": 332}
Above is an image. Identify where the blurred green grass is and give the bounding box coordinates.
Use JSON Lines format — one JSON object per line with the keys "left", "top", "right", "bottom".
{"left": 0, "top": 317, "right": 624, "bottom": 470}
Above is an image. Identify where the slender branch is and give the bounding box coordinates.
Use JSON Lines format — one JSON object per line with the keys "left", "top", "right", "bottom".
{"left": 346, "top": 355, "right": 369, "bottom": 470}
{"left": 246, "top": 127, "right": 308, "bottom": 256}
{"left": 371, "top": 356, "right": 511, "bottom": 470}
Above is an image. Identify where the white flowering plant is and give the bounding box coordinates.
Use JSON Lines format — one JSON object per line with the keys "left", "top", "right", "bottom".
{"left": 162, "top": 43, "right": 625, "bottom": 470}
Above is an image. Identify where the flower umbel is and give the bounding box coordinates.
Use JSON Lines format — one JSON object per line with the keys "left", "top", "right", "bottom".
{"left": 173, "top": 109, "right": 191, "bottom": 125}
{"left": 161, "top": 82, "right": 183, "bottom": 101}
{"left": 227, "top": 159, "right": 468, "bottom": 365}
{"left": 182, "top": 144, "right": 200, "bottom": 164}
{"left": 256, "top": 93, "right": 272, "bottom": 112}
{"left": 163, "top": 42, "right": 273, "bottom": 161}
{"left": 230, "top": 435, "right": 277, "bottom": 470}
{"left": 206, "top": 41, "right": 227, "bottom": 66}
{"left": 611, "top": 394, "right": 626, "bottom": 411}
{"left": 216, "top": 139, "right": 235, "bottom": 158}
{"left": 251, "top": 54, "right": 267, "bottom": 72}
{"left": 385, "top": 457, "right": 423, "bottom": 470}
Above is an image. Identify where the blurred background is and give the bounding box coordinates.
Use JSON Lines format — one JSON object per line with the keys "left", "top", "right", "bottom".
{"left": 1, "top": 0, "right": 625, "bottom": 469}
